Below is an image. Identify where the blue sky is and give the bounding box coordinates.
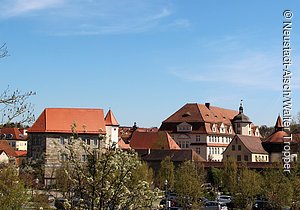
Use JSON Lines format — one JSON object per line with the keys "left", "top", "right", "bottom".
{"left": 0, "top": 0, "right": 299, "bottom": 127}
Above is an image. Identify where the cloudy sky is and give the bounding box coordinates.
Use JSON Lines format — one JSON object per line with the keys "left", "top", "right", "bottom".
{"left": 0, "top": 0, "right": 299, "bottom": 127}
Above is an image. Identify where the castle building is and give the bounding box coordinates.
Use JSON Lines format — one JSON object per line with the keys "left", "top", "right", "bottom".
{"left": 27, "top": 108, "right": 119, "bottom": 186}
{"left": 159, "top": 102, "right": 260, "bottom": 161}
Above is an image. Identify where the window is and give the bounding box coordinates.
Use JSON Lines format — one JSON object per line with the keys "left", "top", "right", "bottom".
{"left": 60, "top": 137, "right": 65, "bottom": 144}
{"left": 60, "top": 153, "right": 68, "bottom": 162}
{"left": 238, "top": 145, "right": 241, "bottom": 151}
{"left": 196, "top": 135, "right": 201, "bottom": 142}
{"left": 86, "top": 138, "right": 91, "bottom": 145}
{"left": 232, "top": 145, "right": 235, "bottom": 151}
{"left": 244, "top": 155, "right": 249, "bottom": 161}
{"left": 237, "top": 155, "right": 241, "bottom": 161}
{"left": 196, "top": 147, "right": 201, "bottom": 154}
{"left": 94, "top": 139, "right": 98, "bottom": 146}
{"left": 209, "top": 147, "right": 211, "bottom": 155}
{"left": 217, "top": 148, "right": 220, "bottom": 154}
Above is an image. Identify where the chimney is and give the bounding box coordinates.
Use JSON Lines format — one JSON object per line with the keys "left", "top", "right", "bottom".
{"left": 205, "top": 102, "right": 210, "bottom": 109}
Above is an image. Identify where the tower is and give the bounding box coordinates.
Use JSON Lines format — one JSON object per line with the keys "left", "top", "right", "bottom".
{"left": 105, "top": 109, "right": 120, "bottom": 148}
{"left": 232, "top": 101, "right": 252, "bottom": 136}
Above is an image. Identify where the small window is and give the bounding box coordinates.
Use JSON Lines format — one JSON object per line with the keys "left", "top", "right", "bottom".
{"left": 60, "top": 137, "right": 65, "bottom": 144}
{"left": 232, "top": 145, "right": 235, "bottom": 151}
{"left": 244, "top": 155, "right": 249, "bottom": 161}
{"left": 237, "top": 155, "right": 241, "bottom": 161}
{"left": 196, "top": 135, "right": 201, "bottom": 142}
{"left": 86, "top": 139, "right": 91, "bottom": 145}
{"left": 94, "top": 139, "right": 98, "bottom": 146}
{"left": 238, "top": 145, "right": 241, "bottom": 151}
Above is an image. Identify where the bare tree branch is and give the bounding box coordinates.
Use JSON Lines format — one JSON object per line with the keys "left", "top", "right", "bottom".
{"left": 0, "top": 43, "right": 9, "bottom": 58}
{"left": 0, "top": 87, "right": 36, "bottom": 124}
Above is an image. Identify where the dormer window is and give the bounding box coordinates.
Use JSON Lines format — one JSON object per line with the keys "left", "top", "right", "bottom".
{"left": 219, "top": 123, "right": 226, "bottom": 134}
{"left": 228, "top": 126, "right": 233, "bottom": 134}
{"left": 177, "top": 122, "right": 192, "bottom": 132}
{"left": 212, "top": 124, "right": 217, "bottom": 132}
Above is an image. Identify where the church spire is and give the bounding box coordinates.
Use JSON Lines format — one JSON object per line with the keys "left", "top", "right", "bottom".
{"left": 239, "top": 99, "right": 244, "bottom": 114}
{"left": 275, "top": 115, "right": 284, "bottom": 132}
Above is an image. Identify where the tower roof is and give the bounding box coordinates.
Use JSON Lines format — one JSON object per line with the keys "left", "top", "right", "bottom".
{"left": 275, "top": 115, "right": 284, "bottom": 131}
{"left": 232, "top": 101, "right": 252, "bottom": 123}
{"left": 105, "top": 110, "right": 119, "bottom": 126}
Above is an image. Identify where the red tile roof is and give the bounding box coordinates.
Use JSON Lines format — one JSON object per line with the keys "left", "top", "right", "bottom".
{"left": 15, "top": 150, "right": 27, "bottom": 157}
{"left": 129, "top": 131, "right": 180, "bottom": 150}
{"left": 0, "top": 140, "right": 17, "bottom": 157}
{"left": 263, "top": 131, "right": 289, "bottom": 143}
{"left": 28, "top": 108, "right": 106, "bottom": 134}
{"left": 0, "top": 128, "right": 26, "bottom": 140}
{"left": 105, "top": 110, "right": 119, "bottom": 126}
{"left": 117, "top": 139, "right": 131, "bottom": 149}
{"left": 236, "top": 135, "right": 268, "bottom": 154}
{"left": 160, "top": 103, "right": 239, "bottom": 134}
{"left": 275, "top": 115, "right": 284, "bottom": 129}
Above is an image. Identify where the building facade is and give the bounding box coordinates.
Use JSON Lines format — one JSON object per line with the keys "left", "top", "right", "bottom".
{"left": 159, "top": 102, "right": 260, "bottom": 161}
{"left": 27, "top": 108, "right": 119, "bottom": 186}
{"left": 223, "top": 135, "right": 269, "bottom": 162}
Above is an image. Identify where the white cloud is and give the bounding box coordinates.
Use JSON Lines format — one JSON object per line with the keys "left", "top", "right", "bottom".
{"left": 1, "top": 0, "right": 64, "bottom": 17}
{"left": 0, "top": 0, "right": 185, "bottom": 35}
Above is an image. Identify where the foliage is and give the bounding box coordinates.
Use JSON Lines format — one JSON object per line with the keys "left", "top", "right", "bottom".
{"left": 262, "top": 168, "right": 292, "bottom": 209}
{"left": 207, "top": 167, "right": 223, "bottom": 190}
{"left": 235, "top": 166, "right": 263, "bottom": 208}
{"left": 174, "top": 161, "right": 204, "bottom": 209}
{"left": 0, "top": 164, "right": 29, "bottom": 210}
{"left": 223, "top": 157, "right": 238, "bottom": 194}
{"left": 56, "top": 138, "right": 158, "bottom": 210}
{"left": 157, "top": 156, "right": 175, "bottom": 190}
{"left": 259, "top": 125, "right": 274, "bottom": 139}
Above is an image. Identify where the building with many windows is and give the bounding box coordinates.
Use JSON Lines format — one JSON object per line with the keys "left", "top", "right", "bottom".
{"left": 27, "top": 108, "right": 119, "bottom": 186}
{"left": 159, "top": 102, "right": 260, "bottom": 161}
{"left": 223, "top": 134, "right": 269, "bottom": 162}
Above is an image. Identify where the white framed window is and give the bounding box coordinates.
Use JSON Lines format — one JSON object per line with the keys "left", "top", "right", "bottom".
{"left": 196, "top": 135, "right": 201, "bottom": 142}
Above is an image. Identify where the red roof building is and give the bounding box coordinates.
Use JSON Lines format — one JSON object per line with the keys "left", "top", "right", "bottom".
{"left": 27, "top": 107, "right": 113, "bottom": 186}
{"left": 223, "top": 135, "right": 268, "bottom": 162}
{"left": 159, "top": 102, "right": 261, "bottom": 161}
{"left": 105, "top": 110, "right": 119, "bottom": 126}
{"left": 28, "top": 108, "right": 106, "bottom": 134}
{"left": 262, "top": 115, "right": 298, "bottom": 162}
{"left": 129, "top": 130, "right": 180, "bottom": 150}
{"left": 0, "top": 127, "right": 28, "bottom": 151}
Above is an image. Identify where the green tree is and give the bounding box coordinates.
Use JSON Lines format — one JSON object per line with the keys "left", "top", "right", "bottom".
{"left": 236, "top": 166, "right": 263, "bottom": 209}
{"left": 262, "top": 168, "right": 292, "bottom": 208}
{"left": 207, "top": 167, "right": 223, "bottom": 190}
{"left": 131, "top": 161, "right": 154, "bottom": 186}
{"left": 290, "top": 173, "right": 300, "bottom": 209}
{"left": 157, "top": 156, "right": 175, "bottom": 190}
{"left": 223, "top": 157, "right": 238, "bottom": 194}
{"left": 0, "top": 164, "right": 29, "bottom": 209}
{"left": 174, "top": 161, "right": 204, "bottom": 209}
